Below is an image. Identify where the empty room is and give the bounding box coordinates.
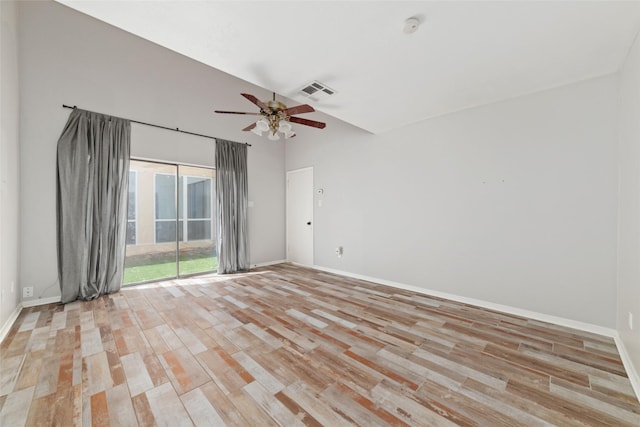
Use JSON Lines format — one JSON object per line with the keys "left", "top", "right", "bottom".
{"left": 1, "top": 1, "right": 640, "bottom": 425}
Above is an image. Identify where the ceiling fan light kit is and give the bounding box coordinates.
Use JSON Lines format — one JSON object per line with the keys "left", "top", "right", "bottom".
{"left": 215, "top": 92, "right": 326, "bottom": 140}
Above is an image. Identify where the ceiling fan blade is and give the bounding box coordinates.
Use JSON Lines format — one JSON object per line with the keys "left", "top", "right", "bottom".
{"left": 282, "top": 104, "right": 315, "bottom": 116}
{"left": 214, "top": 110, "right": 261, "bottom": 115}
{"left": 289, "top": 116, "right": 326, "bottom": 129}
{"left": 241, "top": 93, "right": 269, "bottom": 111}
{"left": 242, "top": 123, "right": 257, "bottom": 131}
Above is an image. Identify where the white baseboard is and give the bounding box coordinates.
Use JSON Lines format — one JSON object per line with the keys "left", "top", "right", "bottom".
{"left": 613, "top": 333, "right": 640, "bottom": 402}
{"left": 0, "top": 303, "right": 23, "bottom": 344}
{"left": 21, "top": 296, "right": 61, "bottom": 308}
{"left": 252, "top": 259, "right": 287, "bottom": 269}
{"left": 312, "top": 265, "right": 617, "bottom": 338}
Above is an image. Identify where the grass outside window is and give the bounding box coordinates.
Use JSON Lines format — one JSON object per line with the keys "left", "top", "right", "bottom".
{"left": 123, "top": 256, "right": 218, "bottom": 285}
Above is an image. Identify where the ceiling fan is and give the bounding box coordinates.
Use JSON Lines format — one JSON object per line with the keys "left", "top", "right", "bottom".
{"left": 215, "top": 93, "right": 326, "bottom": 140}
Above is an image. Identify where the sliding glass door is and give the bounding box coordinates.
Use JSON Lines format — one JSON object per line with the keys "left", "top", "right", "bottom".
{"left": 123, "top": 160, "right": 217, "bottom": 285}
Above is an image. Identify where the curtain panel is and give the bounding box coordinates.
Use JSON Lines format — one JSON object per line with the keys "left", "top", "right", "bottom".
{"left": 56, "top": 108, "right": 131, "bottom": 303}
{"left": 215, "top": 139, "right": 249, "bottom": 273}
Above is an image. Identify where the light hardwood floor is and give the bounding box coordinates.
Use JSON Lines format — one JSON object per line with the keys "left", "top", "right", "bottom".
{"left": 1, "top": 263, "right": 638, "bottom": 426}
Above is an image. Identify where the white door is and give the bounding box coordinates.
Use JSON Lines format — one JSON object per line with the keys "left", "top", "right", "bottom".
{"left": 287, "top": 167, "right": 314, "bottom": 266}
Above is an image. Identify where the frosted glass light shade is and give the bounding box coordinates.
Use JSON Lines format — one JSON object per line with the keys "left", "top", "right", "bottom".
{"left": 256, "top": 119, "right": 269, "bottom": 131}
{"left": 268, "top": 132, "right": 280, "bottom": 141}
{"left": 278, "top": 120, "right": 292, "bottom": 133}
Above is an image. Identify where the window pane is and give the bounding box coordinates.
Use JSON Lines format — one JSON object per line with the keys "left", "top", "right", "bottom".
{"left": 187, "top": 177, "right": 211, "bottom": 219}
{"left": 128, "top": 171, "right": 136, "bottom": 220}
{"left": 126, "top": 221, "right": 136, "bottom": 245}
{"left": 187, "top": 220, "right": 211, "bottom": 241}
{"left": 155, "top": 174, "right": 176, "bottom": 219}
{"left": 156, "top": 220, "right": 184, "bottom": 243}
{"left": 156, "top": 221, "right": 175, "bottom": 243}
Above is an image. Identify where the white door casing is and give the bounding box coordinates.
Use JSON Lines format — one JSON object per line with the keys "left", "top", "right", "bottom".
{"left": 286, "top": 167, "right": 314, "bottom": 266}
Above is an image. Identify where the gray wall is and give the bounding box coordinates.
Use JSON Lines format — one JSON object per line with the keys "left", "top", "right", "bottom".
{"left": 617, "top": 30, "right": 640, "bottom": 379}
{"left": 0, "top": 1, "right": 21, "bottom": 330}
{"left": 286, "top": 76, "right": 619, "bottom": 328}
{"left": 17, "top": 1, "right": 286, "bottom": 303}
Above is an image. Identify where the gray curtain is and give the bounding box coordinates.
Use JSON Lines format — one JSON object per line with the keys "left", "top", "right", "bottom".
{"left": 56, "top": 108, "right": 131, "bottom": 303}
{"left": 215, "top": 139, "right": 249, "bottom": 273}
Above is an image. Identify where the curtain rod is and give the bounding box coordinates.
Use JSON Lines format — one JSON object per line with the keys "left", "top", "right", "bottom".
{"left": 62, "top": 104, "right": 251, "bottom": 147}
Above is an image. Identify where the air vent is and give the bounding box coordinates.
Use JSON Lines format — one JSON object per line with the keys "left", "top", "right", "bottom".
{"left": 298, "top": 81, "right": 336, "bottom": 101}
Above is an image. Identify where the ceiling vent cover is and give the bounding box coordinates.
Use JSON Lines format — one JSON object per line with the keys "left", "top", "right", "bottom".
{"left": 298, "top": 81, "right": 336, "bottom": 101}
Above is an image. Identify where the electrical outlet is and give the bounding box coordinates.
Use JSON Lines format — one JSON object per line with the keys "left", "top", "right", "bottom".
{"left": 335, "top": 246, "right": 343, "bottom": 258}
{"left": 629, "top": 312, "right": 634, "bottom": 331}
{"left": 23, "top": 287, "right": 33, "bottom": 298}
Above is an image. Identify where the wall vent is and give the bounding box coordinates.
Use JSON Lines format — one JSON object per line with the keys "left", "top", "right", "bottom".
{"left": 298, "top": 81, "right": 336, "bottom": 101}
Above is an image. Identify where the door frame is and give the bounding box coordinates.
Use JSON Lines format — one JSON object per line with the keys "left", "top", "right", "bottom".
{"left": 286, "top": 166, "right": 314, "bottom": 266}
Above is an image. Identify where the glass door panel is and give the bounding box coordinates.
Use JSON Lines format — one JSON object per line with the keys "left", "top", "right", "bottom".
{"left": 124, "top": 160, "right": 178, "bottom": 284}
{"left": 177, "top": 165, "right": 218, "bottom": 276}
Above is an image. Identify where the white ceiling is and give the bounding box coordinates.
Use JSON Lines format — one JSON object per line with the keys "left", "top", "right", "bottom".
{"left": 56, "top": 1, "right": 640, "bottom": 134}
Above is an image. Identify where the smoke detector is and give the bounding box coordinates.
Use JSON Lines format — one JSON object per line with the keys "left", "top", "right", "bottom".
{"left": 403, "top": 17, "right": 420, "bottom": 34}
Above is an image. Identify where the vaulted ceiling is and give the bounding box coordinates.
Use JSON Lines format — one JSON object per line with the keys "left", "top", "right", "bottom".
{"left": 56, "top": 1, "right": 640, "bottom": 134}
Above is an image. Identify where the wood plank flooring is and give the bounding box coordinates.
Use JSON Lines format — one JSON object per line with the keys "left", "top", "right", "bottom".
{"left": 1, "top": 263, "right": 638, "bottom": 426}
